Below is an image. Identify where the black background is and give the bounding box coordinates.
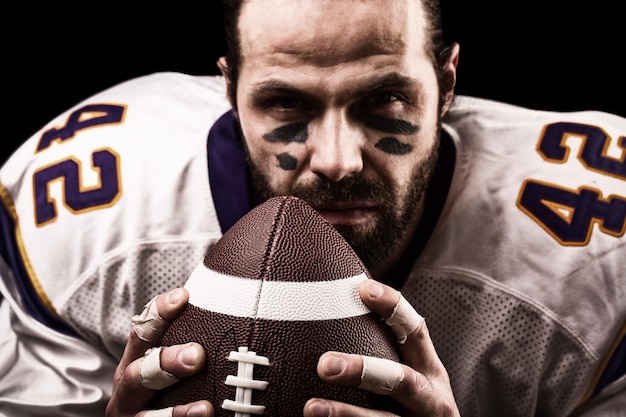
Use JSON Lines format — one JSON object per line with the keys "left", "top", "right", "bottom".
{"left": 4, "top": 1, "right": 623, "bottom": 164}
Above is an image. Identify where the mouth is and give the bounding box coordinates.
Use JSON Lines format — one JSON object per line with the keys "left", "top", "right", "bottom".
{"left": 313, "top": 203, "right": 377, "bottom": 226}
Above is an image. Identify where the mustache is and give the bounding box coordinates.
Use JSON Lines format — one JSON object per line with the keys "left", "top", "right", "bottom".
{"left": 288, "top": 176, "right": 392, "bottom": 206}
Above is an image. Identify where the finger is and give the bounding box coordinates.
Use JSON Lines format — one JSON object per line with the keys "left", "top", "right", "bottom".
{"left": 119, "top": 288, "right": 190, "bottom": 372}
{"left": 317, "top": 352, "right": 456, "bottom": 417}
{"left": 304, "top": 398, "right": 397, "bottom": 417}
{"left": 359, "top": 279, "right": 424, "bottom": 341}
{"left": 141, "top": 407, "right": 174, "bottom": 417}
{"left": 359, "top": 280, "right": 443, "bottom": 372}
{"left": 131, "top": 287, "right": 190, "bottom": 347}
{"left": 132, "top": 297, "right": 170, "bottom": 344}
{"left": 317, "top": 351, "right": 405, "bottom": 393}
{"left": 139, "top": 347, "right": 179, "bottom": 390}
{"left": 385, "top": 295, "right": 424, "bottom": 344}
{"left": 309, "top": 354, "right": 404, "bottom": 416}
{"left": 136, "top": 401, "right": 213, "bottom": 417}
{"left": 358, "top": 279, "right": 399, "bottom": 317}
{"left": 135, "top": 343, "right": 205, "bottom": 390}
{"left": 359, "top": 356, "right": 405, "bottom": 394}
{"left": 108, "top": 343, "right": 205, "bottom": 416}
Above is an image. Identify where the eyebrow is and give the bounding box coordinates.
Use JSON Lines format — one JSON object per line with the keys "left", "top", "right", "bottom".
{"left": 249, "top": 72, "right": 422, "bottom": 102}
{"left": 249, "top": 80, "right": 304, "bottom": 102}
{"left": 354, "top": 72, "right": 422, "bottom": 98}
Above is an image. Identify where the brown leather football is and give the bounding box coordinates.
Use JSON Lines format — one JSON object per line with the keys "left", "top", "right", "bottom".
{"left": 152, "top": 195, "right": 401, "bottom": 416}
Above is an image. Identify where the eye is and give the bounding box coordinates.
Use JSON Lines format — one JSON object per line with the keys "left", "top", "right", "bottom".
{"left": 369, "top": 92, "right": 399, "bottom": 105}
{"left": 271, "top": 96, "right": 299, "bottom": 110}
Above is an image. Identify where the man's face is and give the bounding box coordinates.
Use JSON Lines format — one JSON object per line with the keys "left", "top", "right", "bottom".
{"left": 232, "top": 0, "right": 444, "bottom": 274}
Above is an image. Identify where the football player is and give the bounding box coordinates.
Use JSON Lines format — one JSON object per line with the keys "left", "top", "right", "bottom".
{"left": 1, "top": 0, "right": 624, "bottom": 416}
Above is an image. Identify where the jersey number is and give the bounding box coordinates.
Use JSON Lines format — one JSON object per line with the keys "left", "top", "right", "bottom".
{"left": 33, "top": 104, "right": 125, "bottom": 226}
{"left": 517, "top": 122, "right": 626, "bottom": 245}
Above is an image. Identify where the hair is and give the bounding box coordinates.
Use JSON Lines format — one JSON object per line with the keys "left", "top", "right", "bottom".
{"left": 222, "top": 0, "right": 453, "bottom": 109}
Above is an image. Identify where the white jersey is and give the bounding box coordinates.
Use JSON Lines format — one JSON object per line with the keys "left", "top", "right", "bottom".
{"left": 0, "top": 72, "right": 624, "bottom": 416}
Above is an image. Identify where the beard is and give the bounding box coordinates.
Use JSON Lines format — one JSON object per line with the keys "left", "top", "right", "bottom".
{"left": 246, "top": 144, "right": 440, "bottom": 271}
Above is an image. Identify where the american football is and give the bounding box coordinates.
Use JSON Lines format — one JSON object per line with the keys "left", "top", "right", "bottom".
{"left": 152, "top": 195, "right": 401, "bottom": 416}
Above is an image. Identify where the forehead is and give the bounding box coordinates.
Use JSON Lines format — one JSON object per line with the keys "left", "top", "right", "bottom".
{"left": 237, "top": 0, "right": 427, "bottom": 68}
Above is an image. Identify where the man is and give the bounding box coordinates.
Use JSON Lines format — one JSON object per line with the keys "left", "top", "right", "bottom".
{"left": 1, "top": 0, "right": 624, "bottom": 416}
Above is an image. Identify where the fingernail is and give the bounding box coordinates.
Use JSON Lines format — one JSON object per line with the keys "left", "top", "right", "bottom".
{"left": 168, "top": 288, "right": 185, "bottom": 304}
{"left": 367, "top": 280, "right": 384, "bottom": 299}
{"left": 187, "top": 403, "right": 207, "bottom": 417}
{"left": 321, "top": 355, "right": 346, "bottom": 376}
{"left": 180, "top": 344, "right": 200, "bottom": 366}
{"left": 308, "top": 399, "right": 330, "bottom": 417}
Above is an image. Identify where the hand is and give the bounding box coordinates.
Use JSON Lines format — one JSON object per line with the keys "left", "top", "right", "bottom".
{"left": 105, "top": 287, "right": 213, "bottom": 417}
{"left": 304, "top": 280, "right": 460, "bottom": 417}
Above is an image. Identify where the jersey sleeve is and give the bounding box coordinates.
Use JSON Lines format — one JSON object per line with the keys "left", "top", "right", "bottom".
{"left": 0, "top": 72, "right": 230, "bottom": 415}
{"left": 410, "top": 96, "right": 625, "bottom": 416}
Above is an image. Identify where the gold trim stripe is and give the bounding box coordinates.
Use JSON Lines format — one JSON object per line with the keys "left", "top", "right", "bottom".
{"left": 0, "top": 180, "right": 59, "bottom": 317}
{"left": 576, "top": 321, "right": 626, "bottom": 408}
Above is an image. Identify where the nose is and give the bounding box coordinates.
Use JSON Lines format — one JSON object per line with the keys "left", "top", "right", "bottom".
{"left": 308, "top": 112, "right": 364, "bottom": 182}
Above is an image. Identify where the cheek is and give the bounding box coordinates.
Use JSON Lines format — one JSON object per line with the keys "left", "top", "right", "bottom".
{"left": 240, "top": 114, "right": 308, "bottom": 172}
{"left": 247, "top": 141, "right": 305, "bottom": 191}
{"left": 374, "top": 137, "right": 414, "bottom": 155}
{"left": 276, "top": 153, "right": 298, "bottom": 170}
{"left": 370, "top": 135, "right": 435, "bottom": 188}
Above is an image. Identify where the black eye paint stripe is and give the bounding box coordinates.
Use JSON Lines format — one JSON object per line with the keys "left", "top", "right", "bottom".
{"left": 375, "top": 137, "right": 414, "bottom": 155}
{"left": 365, "top": 115, "right": 419, "bottom": 135}
{"left": 263, "top": 123, "right": 308, "bottom": 143}
{"left": 276, "top": 153, "right": 298, "bottom": 170}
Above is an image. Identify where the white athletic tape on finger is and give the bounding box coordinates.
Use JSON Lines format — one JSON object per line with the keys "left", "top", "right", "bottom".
{"left": 131, "top": 296, "right": 169, "bottom": 344}
{"left": 358, "top": 356, "right": 405, "bottom": 395}
{"left": 385, "top": 295, "right": 424, "bottom": 344}
{"left": 140, "top": 347, "right": 179, "bottom": 390}
{"left": 143, "top": 406, "right": 174, "bottom": 417}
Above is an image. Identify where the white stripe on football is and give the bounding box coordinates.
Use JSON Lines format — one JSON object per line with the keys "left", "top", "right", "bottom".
{"left": 186, "top": 264, "right": 370, "bottom": 321}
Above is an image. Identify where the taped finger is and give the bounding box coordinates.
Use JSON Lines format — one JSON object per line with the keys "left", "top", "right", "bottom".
{"left": 132, "top": 296, "right": 169, "bottom": 344}
{"left": 358, "top": 356, "right": 405, "bottom": 395}
{"left": 385, "top": 295, "right": 424, "bottom": 344}
{"left": 143, "top": 406, "right": 174, "bottom": 417}
{"left": 140, "top": 347, "right": 179, "bottom": 390}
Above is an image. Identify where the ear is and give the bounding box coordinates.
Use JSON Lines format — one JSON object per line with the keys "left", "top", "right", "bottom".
{"left": 440, "top": 42, "right": 460, "bottom": 116}
{"left": 217, "top": 56, "right": 236, "bottom": 109}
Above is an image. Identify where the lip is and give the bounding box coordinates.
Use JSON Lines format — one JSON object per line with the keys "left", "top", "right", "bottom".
{"left": 314, "top": 203, "right": 377, "bottom": 226}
